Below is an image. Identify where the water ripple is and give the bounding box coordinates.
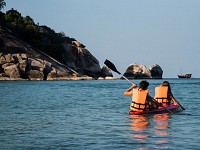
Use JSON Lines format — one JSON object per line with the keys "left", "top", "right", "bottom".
{"left": 0, "top": 79, "right": 200, "bottom": 149}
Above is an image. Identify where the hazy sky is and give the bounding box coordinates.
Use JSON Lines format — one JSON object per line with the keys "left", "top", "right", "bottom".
{"left": 4, "top": 0, "right": 200, "bottom": 78}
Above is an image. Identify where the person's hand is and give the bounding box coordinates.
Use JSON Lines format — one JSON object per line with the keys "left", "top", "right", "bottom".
{"left": 173, "top": 102, "right": 179, "bottom": 106}
{"left": 131, "top": 83, "right": 137, "bottom": 89}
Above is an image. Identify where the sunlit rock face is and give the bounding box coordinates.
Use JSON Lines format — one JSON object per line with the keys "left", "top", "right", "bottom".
{"left": 123, "top": 63, "right": 163, "bottom": 79}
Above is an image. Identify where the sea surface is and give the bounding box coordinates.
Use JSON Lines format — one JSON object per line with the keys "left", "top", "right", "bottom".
{"left": 0, "top": 78, "right": 200, "bottom": 150}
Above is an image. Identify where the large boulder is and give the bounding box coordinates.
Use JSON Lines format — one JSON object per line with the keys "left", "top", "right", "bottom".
{"left": 0, "top": 53, "right": 28, "bottom": 79}
{"left": 123, "top": 63, "right": 163, "bottom": 79}
{"left": 149, "top": 64, "right": 163, "bottom": 79}
{"left": 123, "top": 63, "right": 151, "bottom": 79}
{"left": 62, "top": 43, "right": 101, "bottom": 78}
{"left": 27, "top": 70, "right": 44, "bottom": 80}
{"left": 47, "top": 67, "right": 73, "bottom": 80}
{"left": 72, "top": 41, "right": 85, "bottom": 48}
{"left": 26, "top": 58, "right": 45, "bottom": 80}
{"left": 4, "top": 53, "right": 14, "bottom": 63}
{"left": 100, "top": 65, "right": 113, "bottom": 78}
{"left": 2, "top": 63, "right": 21, "bottom": 78}
{"left": 0, "top": 53, "right": 79, "bottom": 80}
{"left": 0, "top": 54, "right": 6, "bottom": 64}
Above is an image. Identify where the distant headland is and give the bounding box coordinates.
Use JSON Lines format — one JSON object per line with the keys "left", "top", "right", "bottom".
{"left": 0, "top": 7, "right": 163, "bottom": 80}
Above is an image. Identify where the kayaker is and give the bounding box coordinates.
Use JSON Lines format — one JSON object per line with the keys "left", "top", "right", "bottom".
{"left": 154, "top": 81, "right": 179, "bottom": 106}
{"left": 124, "top": 80, "right": 160, "bottom": 112}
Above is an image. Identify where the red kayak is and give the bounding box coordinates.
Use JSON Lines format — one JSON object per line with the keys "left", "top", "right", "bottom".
{"left": 129, "top": 104, "right": 181, "bottom": 115}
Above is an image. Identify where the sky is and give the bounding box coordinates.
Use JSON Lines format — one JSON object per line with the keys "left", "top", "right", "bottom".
{"left": 3, "top": 0, "right": 200, "bottom": 78}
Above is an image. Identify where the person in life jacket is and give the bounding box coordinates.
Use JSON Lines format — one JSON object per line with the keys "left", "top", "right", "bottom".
{"left": 124, "top": 80, "right": 160, "bottom": 112}
{"left": 154, "top": 81, "right": 179, "bottom": 106}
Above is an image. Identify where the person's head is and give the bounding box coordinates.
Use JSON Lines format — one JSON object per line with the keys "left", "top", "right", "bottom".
{"left": 162, "top": 81, "right": 171, "bottom": 91}
{"left": 139, "top": 80, "right": 149, "bottom": 90}
{"left": 162, "top": 81, "right": 170, "bottom": 86}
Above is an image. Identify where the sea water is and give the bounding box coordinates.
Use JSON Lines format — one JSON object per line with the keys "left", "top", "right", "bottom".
{"left": 0, "top": 79, "right": 200, "bottom": 150}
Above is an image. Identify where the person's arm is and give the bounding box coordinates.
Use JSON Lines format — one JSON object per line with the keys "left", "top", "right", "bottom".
{"left": 168, "top": 90, "right": 178, "bottom": 104}
{"left": 124, "top": 83, "right": 137, "bottom": 96}
{"left": 169, "top": 90, "right": 185, "bottom": 110}
{"left": 147, "top": 95, "right": 162, "bottom": 107}
{"left": 169, "top": 93, "right": 179, "bottom": 105}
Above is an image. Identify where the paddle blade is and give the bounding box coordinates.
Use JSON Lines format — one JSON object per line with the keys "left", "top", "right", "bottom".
{"left": 104, "top": 59, "right": 121, "bottom": 75}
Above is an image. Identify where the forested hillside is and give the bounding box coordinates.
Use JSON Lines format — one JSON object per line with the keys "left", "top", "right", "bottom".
{"left": 0, "top": 2, "right": 104, "bottom": 80}
{"left": 0, "top": 8, "right": 76, "bottom": 61}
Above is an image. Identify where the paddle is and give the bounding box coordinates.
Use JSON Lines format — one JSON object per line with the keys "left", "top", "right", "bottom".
{"left": 104, "top": 59, "right": 173, "bottom": 113}
{"left": 151, "top": 98, "right": 173, "bottom": 113}
{"left": 104, "top": 59, "right": 133, "bottom": 84}
{"left": 173, "top": 99, "right": 185, "bottom": 110}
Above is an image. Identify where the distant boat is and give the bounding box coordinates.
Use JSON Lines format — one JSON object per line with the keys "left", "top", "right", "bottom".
{"left": 177, "top": 73, "right": 192, "bottom": 78}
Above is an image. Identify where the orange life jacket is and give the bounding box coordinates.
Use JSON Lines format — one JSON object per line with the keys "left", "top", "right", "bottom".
{"left": 130, "top": 88, "right": 149, "bottom": 111}
{"left": 154, "top": 86, "right": 171, "bottom": 104}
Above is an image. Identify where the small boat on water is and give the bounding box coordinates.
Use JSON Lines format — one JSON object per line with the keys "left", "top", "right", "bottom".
{"left": 177, "top": 73, "right": 192, "bottom": 78}
{"left": 129, "top": 104, "right": 181, "bottom": 115}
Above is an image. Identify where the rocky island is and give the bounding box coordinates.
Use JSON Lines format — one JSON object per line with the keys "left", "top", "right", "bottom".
{"left": 0, "top": 8, "right": 104, "bottom": 80}
{"left": 123, "top": 63, "right": 163, "bottom": 79}
{"left": 0, "top": 7, "right": 163, "bottom": 81}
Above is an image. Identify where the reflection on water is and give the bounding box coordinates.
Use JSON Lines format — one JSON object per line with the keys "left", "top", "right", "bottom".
{"left": 154, "top": 113, "right": 170, "bottom": 136}
{"left": 130, "top": 115, "right": 149, "bottom": 140}
{"left": 153, "top": 113, "right": 170, "bottom": 149}
{"left": 129, "top": 113, "right": 170, "bottom": 149}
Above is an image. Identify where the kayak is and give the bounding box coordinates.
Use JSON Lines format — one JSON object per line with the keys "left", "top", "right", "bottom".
{"left": 129, "top": 104, "right": 181, "bottom": 115}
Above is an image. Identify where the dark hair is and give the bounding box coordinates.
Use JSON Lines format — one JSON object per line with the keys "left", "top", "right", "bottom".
{"left": 162, "top": 81, "right": 171, "bottom": 92}
{"left": 139, "top": 80, "right": 149, "bottom": 90}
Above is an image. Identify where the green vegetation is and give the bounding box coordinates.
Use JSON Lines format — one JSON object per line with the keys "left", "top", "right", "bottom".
{"left": 0, "top": 4, "right": 74, "bottom": 61}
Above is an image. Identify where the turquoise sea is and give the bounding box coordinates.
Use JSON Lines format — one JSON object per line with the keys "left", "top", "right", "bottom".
{"left": 0, "top": 79, "right": 200, "bottom": 150}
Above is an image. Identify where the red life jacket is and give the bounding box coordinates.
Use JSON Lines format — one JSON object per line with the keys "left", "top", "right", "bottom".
{"left": 130, "top": 88, "right": 149, "bottom": 111}
{"left": 154, "top": 86, "right": 171, "bottom": 105}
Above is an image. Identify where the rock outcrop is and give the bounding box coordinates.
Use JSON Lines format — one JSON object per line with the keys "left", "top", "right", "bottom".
{"left": 0, "top": 33, "right": 164, "bottom": 81}
{"left": 0, "top": 33, "right": 98, "bottom": 80}
{"left": 123, "top": 63, "right": 163, "bottom": 79}
{"left": 62, "top": 41, "right": 101, "bottom": 78}
{"left": 100, "top": 65, "right": 113, "bottom": 78}
{"left": 0, "top": 53, "right": 82, "bottom": 80}
{"left": 149, "top": 64, "right": 163, "bottom": 79}
{"left": 123, "top": 63, "right": 151, "bottom": 79}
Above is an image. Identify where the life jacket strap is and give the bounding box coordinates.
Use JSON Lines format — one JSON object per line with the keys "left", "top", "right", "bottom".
{"left": 155, "top": 97, "right": 170, "bottom": 104}
{"left": 131, "top": 101, "right": 148, "bottom": 110}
